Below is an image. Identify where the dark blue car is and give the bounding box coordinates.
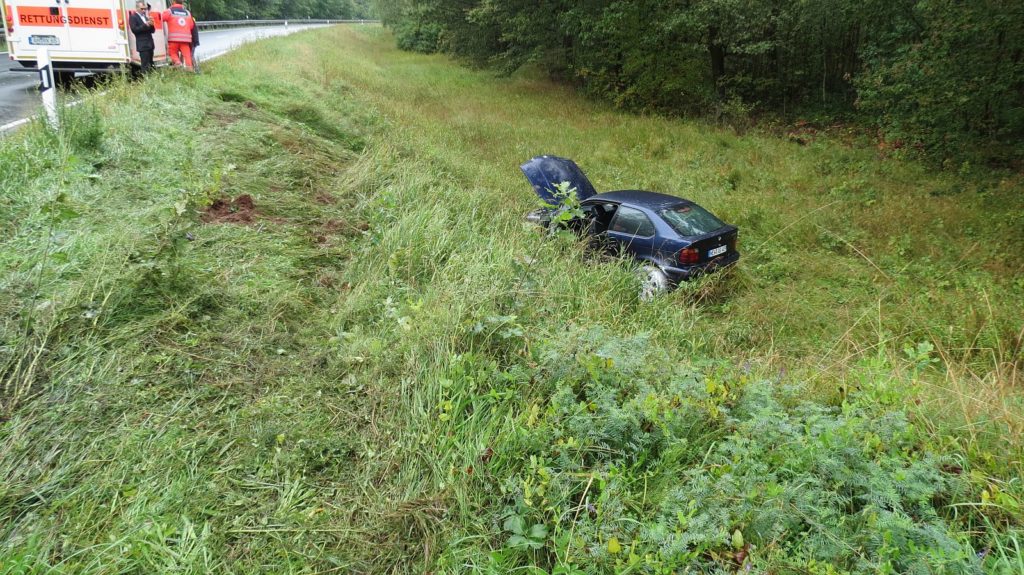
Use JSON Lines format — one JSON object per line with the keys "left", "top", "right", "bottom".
{"left": 521, "top": 155, "right": 739, "bottom": 297}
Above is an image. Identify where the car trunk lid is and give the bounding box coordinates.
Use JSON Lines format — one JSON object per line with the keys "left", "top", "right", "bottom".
{"left": 520, "top": 155, "right": 598, "bottom": 205}
{"left": 686, "top": 226, "right": 738, "bottom": 262}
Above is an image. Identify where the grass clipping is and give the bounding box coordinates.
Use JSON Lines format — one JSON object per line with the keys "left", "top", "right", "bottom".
{"left": 1, "top": 25, "right": 1022, "bottom": 574}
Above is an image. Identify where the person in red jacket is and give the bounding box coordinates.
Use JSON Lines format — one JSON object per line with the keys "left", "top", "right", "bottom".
{"left": 162, "top": 2, "right": 196, "bottom": 70}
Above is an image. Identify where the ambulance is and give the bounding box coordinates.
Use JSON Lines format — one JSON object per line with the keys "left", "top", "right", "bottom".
{"left": 1, "top": 0, "right": 168, "bottom": 81}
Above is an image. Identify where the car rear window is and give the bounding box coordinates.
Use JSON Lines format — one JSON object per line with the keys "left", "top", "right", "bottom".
{"left": 659, "top": 204, "right": 726, "bottom": 236}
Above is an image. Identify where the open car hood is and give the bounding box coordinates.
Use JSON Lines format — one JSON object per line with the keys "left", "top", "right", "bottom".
{"left": 520, "top": 156, "right": 598, "bottom": 205}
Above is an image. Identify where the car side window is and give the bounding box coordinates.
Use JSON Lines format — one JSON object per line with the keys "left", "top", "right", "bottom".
{"left": 610, "top": 206, "right": 655, "bottom": 236}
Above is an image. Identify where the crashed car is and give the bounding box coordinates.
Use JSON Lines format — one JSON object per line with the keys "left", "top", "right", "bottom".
{"left": 521, "top": 155, "right": 739, "bottom": 297}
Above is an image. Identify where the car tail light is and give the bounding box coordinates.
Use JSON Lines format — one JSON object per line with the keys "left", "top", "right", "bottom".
{"left": 678, "top": 247, "right": 699, "bottom": 264}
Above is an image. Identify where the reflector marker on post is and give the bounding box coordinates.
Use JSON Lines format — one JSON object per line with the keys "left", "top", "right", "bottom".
{"left": 37, "top": 47, "right": 58, "bottom": 129}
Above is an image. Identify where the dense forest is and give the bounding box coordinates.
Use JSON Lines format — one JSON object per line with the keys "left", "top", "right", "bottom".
{"left": 186, "top": 0, "right": 374, "bottom": 22}
{"left": 375, "top": 0, "right": 1024, "bottom": 165}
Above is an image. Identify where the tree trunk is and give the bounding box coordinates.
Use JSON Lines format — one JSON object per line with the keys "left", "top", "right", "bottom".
{"left": 708, "top": 26, "right": 726, "bottom": 98}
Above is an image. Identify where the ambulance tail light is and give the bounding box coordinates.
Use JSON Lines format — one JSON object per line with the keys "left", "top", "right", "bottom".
{"left": 5, "top": 5, "right": 13, "bottom": 34}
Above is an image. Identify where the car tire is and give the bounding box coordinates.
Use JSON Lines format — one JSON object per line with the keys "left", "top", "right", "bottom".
{"left": 639, "top": 266, "right": 670, "bottom": 301}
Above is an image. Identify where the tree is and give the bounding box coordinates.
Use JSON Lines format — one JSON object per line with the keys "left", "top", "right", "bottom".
{"left": 375, "top": 0, "right": 1024, "bottom": 163}
{"left": 856, "top": 0, "right": 1024, "bottom": 162}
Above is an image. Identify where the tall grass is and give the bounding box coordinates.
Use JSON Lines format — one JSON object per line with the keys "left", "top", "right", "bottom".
{"left": 0, "top": 25, "right": 1021, "bottom": 573}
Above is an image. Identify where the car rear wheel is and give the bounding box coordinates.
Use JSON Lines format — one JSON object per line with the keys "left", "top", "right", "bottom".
{"left": 639, "top": 266, "right": 669, "bottom": 301}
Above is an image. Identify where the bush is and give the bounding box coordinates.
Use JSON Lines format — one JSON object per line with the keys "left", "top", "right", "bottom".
{"left": 856, "top": 0, "right": 1024, "bottom": 165}
{"left": 434, "top": 329, "right": 995, "bottom": 574}
{"left": 379, "top": 0, "right": 1024, "bottom": 165}
{"left": 394, "top": 5, "right": 441, "bottom": 53}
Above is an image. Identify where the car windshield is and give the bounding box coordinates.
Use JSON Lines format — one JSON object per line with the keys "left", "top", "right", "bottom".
{"left": 659, "top": 204, "right": 726, "bottom": 236}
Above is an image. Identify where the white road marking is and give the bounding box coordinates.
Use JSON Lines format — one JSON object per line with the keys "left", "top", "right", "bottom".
{"left": 0, "top": 117, "right": 32, "bottom": 131}
{"left": 0, "top": 94, "right": 87, "bottom": 132}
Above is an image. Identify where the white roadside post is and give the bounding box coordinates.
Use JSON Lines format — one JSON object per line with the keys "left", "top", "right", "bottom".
{"left": 36, "top": 48, "right": 59, "bottom": 130}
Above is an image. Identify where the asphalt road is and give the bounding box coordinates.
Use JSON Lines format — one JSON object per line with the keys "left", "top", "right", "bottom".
{"left": 0, "top": 54, "right": 38, "bottom": 126}
{"left": 0, "top": 24, "right": 326, "bottom": 129}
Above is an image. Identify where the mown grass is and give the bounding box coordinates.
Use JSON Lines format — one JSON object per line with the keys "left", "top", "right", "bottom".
{"left": 0, "top": 25, "right": 1021, "bottom": 574}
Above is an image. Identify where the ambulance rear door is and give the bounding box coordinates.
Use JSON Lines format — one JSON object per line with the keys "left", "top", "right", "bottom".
{"left": 7, "top": 0, "right": 128, "bottom": 65}
{"left": 63, "top": 0, "right": 129, "bottom": 65}
{"left": 6, "top": 0, "right": 74, "bottom": 61}
{"left": 151, "top": 1, "right": 167, "bottom": 63}
{"left": 127, "top": 0, "right": 166, "bottom": 66}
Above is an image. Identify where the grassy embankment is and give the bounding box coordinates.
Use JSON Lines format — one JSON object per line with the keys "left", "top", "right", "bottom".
{"left": 1, "top": 24, "right": 1022, "bottom": 574}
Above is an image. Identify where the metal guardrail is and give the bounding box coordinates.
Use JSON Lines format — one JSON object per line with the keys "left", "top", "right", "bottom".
{"left": 0, "top": 19, "right": 376, "bottom": 43}
{"left": 197, "top": 19, "right": 378, "bottom": 30}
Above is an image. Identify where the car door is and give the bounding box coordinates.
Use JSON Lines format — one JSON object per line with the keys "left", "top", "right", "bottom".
{"left": 606, "top": 205, "right": 657, "bottom": 260}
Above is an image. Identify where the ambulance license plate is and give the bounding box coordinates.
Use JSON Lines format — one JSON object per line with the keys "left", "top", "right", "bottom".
{"left": 29, "top": 35, "right": 61, "bottom": 46}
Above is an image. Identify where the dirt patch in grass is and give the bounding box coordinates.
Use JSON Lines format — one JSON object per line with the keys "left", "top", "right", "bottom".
{"left": 323, "top": 218, "right": 368, "bottom": 234}
{"left": 216, "top": 91, "right": 259, "bottom": 110}
{"left": 312, "top": 218, "right": 368, "bottom": 246}
{"left": 201, "top": 194, "right": 258, "bottom": 224}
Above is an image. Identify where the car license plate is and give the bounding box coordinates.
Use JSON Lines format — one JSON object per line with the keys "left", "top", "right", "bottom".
{"left": 29, "top": 35, "right": 61, "bottom": 46}
{"left": 708, "top": 245, "right": 726, "bottom": 258}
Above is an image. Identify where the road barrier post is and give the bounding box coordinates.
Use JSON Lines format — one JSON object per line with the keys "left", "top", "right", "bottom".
{"left": 36, "top": 48, "right": 59, "bottom": 130}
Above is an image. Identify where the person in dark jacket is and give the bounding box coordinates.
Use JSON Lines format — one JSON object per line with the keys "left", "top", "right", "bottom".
{"left": 129, "top": 1, "right": 156, "bottom": 73}
{"left": 190, "top": 19, "right": 201, "bottom": 73}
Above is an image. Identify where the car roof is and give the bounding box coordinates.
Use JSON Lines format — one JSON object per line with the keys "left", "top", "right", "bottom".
{"left": 589, "top": 190, "right": 691, "bottom": 209}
